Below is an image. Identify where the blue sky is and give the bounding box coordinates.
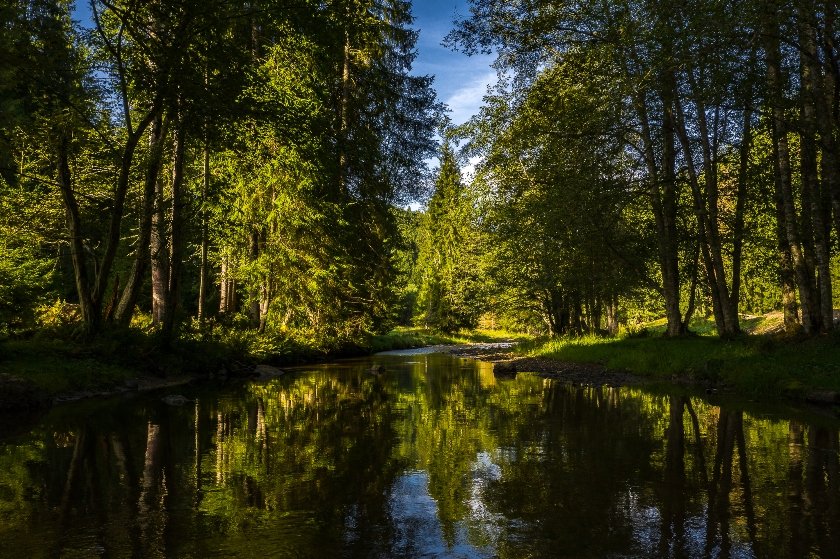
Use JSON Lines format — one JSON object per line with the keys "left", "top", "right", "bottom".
{"left": 410, "top": 1, "right": 496, "bottom": 126}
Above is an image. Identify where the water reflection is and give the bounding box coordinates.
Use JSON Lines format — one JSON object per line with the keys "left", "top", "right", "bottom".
{"left": 0, "top": 353, "right": 838, "bottom": 558}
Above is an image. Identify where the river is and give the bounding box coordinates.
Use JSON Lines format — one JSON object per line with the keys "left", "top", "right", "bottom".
{"left": 0, "top": 350, "right": 838, "bottom": 558}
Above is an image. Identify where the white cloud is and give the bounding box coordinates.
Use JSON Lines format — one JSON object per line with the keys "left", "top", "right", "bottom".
{"left": 445, "top": 69, "right": 497, "bottom": 126}
{"left": 461, "top": 155, "right": 483, "bottom": 179}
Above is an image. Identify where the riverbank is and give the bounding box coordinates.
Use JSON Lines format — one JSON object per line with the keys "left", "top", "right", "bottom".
{"left": 489, "top": 332, "right": 840, "bottom": 404}
{"left": 0, "top": 326, "right": 525, "bottom": 411}
{"left": 447, "top": 344, "right": 643, "bottom": 387}
{"left": 3, "top": 321, "right": 839, "bottom": 411}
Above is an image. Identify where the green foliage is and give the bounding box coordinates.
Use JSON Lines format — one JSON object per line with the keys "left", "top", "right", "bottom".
{"left": 0, "top": 246, "right": 53, "bottom": 329}
{"left": 414, "top": 146, "right": 485, "bottom": 332}
{"left": 457, "top": 47, "right": 649, "bottom": 335}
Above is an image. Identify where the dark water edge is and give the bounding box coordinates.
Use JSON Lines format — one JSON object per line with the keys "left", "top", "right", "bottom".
{"left": 0, "top": 352, "right": 838, "bottom": 558}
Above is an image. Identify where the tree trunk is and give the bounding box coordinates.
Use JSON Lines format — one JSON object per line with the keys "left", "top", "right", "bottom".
{"left": 605, "top": 295, "right": 619, "bottom": 336}
{"left": 337, "top": 29, "right": 351, "bottom": 197}
{"left": 799, "top": 3, "right": 835, "bottom": 332}
{"left": 219, "top": 256, "right": 236, "bottom": 315}
{"left": 633, "top": 92, "right": 683, "bottom": 336}
{"left": 764, "top": 4, "right": 815, "bottom": 333}
{"left": 259, "top": 276, "right": 271, "bottom": 333}
{"left": 247, "top": 229, "right": 261, "bottom": 328}
{"left": 823, "top": 0, "right": 840, "bottom": 247}
{"left": 161, "top": 116, "right": 187, "bottom": 343}
{"left": 682, "top": 241, "right": 701, "bottom": 332}
{"left": 674, "top": 84, "right": 739, "bottom": 337}
{"left": 151, "top": 145, "right": 169, "bottom": 324}
{"left": 776, "top": 196, "right": 801, "bottom": 331}
{"left": 198, "top": 139, "right": 210, "bottom": 323}
{"left": 57, "top": 134, "right": 97, "bottom": 333}
{"left": 659, "top": 81, "right": 684, "bottom": 337}
{"left": 731, "top": 99, "right": 752, "bottom": 315}
{"left": 92, "top": 110, "right": 157, "bottom": 312}
{"left": 674, "top": 102, "right": 728, "bottom": 337}
{"left": 115, "top": 114, "right": 168, "bottom": 325}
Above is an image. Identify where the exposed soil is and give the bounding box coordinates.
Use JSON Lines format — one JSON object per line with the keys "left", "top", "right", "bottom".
{"left": 447, "top": 345, "right": 642, "bottom": 387}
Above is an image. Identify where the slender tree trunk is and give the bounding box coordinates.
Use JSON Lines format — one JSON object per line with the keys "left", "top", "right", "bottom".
{"left": 151, "top": 149, "right": 169, "bottom": 324}
{"left": 338, "top": 30, "right": 351, "bottom": 197}
{"left": 635, "top": 92, "right": 682, "bottom": 335}
{"left": 198, "top": 139, "right": 209, "bottom": 323}
{"left": 758, "top": 8, "right": 797, "bottom": 329}
{"left": 674, "top": 101, "right": 728, "bottom": 336}
{"left": 92, "top": 110, "right": 157, "bottom": 311}
{"left": 823, "top": 1, "right": 840, "bottom": 247}
{"left": 659, "top": 81, "right": 684, "bottom": 337}
{"left": 606, "top": 294, "right": 619, "bottom": 336}
{"left": 219, "top": 257, "right": 230, "bottom": 315}
{"left": 765, "top": 5, "right": 815, "bottom": 332}
{"left": 682, "top": 241, "right": 701, "bottom": 332}
{"left": 800, "top": 3, "right": 835, "bottom": 331}
{"left": 731, "top": 100, "right": 752, "bottom": 315}
{"left": 259, "top": 279, "right": 270, "bottom": 333}
{"left": 695, "top": 95, "right": 740, "bottom": 336}
{"left": 115, "top": 114, "right": 167, "bottom": 325}
{"left": 776, "top": 191, "right": 801, "bottom": 331}
{"left": 162, "top": 116, "right": 187, "bottom": 343}
{"left": 57, "top": 135, "right": 97, "bottom": 333}
{"left": 675, "top": 82, "right": 740, "bottom": 337}
{"left": 248, "top": 229, "right": 261, "bottom": 328}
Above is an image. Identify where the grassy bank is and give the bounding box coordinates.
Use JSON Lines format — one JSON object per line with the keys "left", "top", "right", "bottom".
{"left": 0, "top": 325, "right": 527, "bottom": 398}
{"left": 0, "top": 327, "right": 328, "bottom": 397}
{"left": 519, "top": 330, "right": 840, "bottom": 398}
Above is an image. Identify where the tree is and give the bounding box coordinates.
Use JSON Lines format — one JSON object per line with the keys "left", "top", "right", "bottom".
{"left": 448, "top": 0, "right": 839, "bottom": 337}
{"left": 415, "top": 145, "right": 483, "bottom": 332}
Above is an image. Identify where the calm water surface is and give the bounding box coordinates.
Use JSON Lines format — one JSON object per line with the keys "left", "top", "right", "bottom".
{"left": 0, "top": 352, "right": 838, "bottom": 558}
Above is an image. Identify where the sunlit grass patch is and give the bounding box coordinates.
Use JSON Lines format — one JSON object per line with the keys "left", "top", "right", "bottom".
{"left": 520, "top": 330, "right": 840, "bottom": 398}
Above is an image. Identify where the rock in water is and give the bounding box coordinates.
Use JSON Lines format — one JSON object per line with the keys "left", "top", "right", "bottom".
{"left": 254, "top": 364, "right": 287, "bottom": 379}
{"left": 162, "top": 394, "right": 190, "bottom": 406}
{"left": 369, "top": 365, "right": 385, "bottom": 375}
{"left": 493, "top": 361, "right": 517, "bottom": 377}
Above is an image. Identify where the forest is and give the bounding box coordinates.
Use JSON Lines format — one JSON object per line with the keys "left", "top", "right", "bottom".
{"left": 1, "top": 0, "right": 840, "bottom": 379}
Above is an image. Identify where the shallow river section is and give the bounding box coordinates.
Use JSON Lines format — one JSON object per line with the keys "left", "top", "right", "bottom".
{"left": 0, "top": 352, "right": 838, "bottom": 558}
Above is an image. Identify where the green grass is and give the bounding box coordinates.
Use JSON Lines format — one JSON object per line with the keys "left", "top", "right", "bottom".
{"left": 4, "top": 313, "right": 831, "bottom": 402}
{"left": 369, "top": 327, "right": 531, "bottom": 353}
{"left": 0, "top": 324, "right": 531, "bottom": 397}
{"left": 0, "top": 337, "right": 136, "bottom": 395}
{"left": 635, "top": 312, "right": 785, "bottom": 337}
{"left": 520, "top": 331, "right": 840, "bottom": 398}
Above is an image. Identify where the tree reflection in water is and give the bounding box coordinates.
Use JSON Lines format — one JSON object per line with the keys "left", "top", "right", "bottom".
{"left": 0, "top": 353, "right": 838, "bottom": 558}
